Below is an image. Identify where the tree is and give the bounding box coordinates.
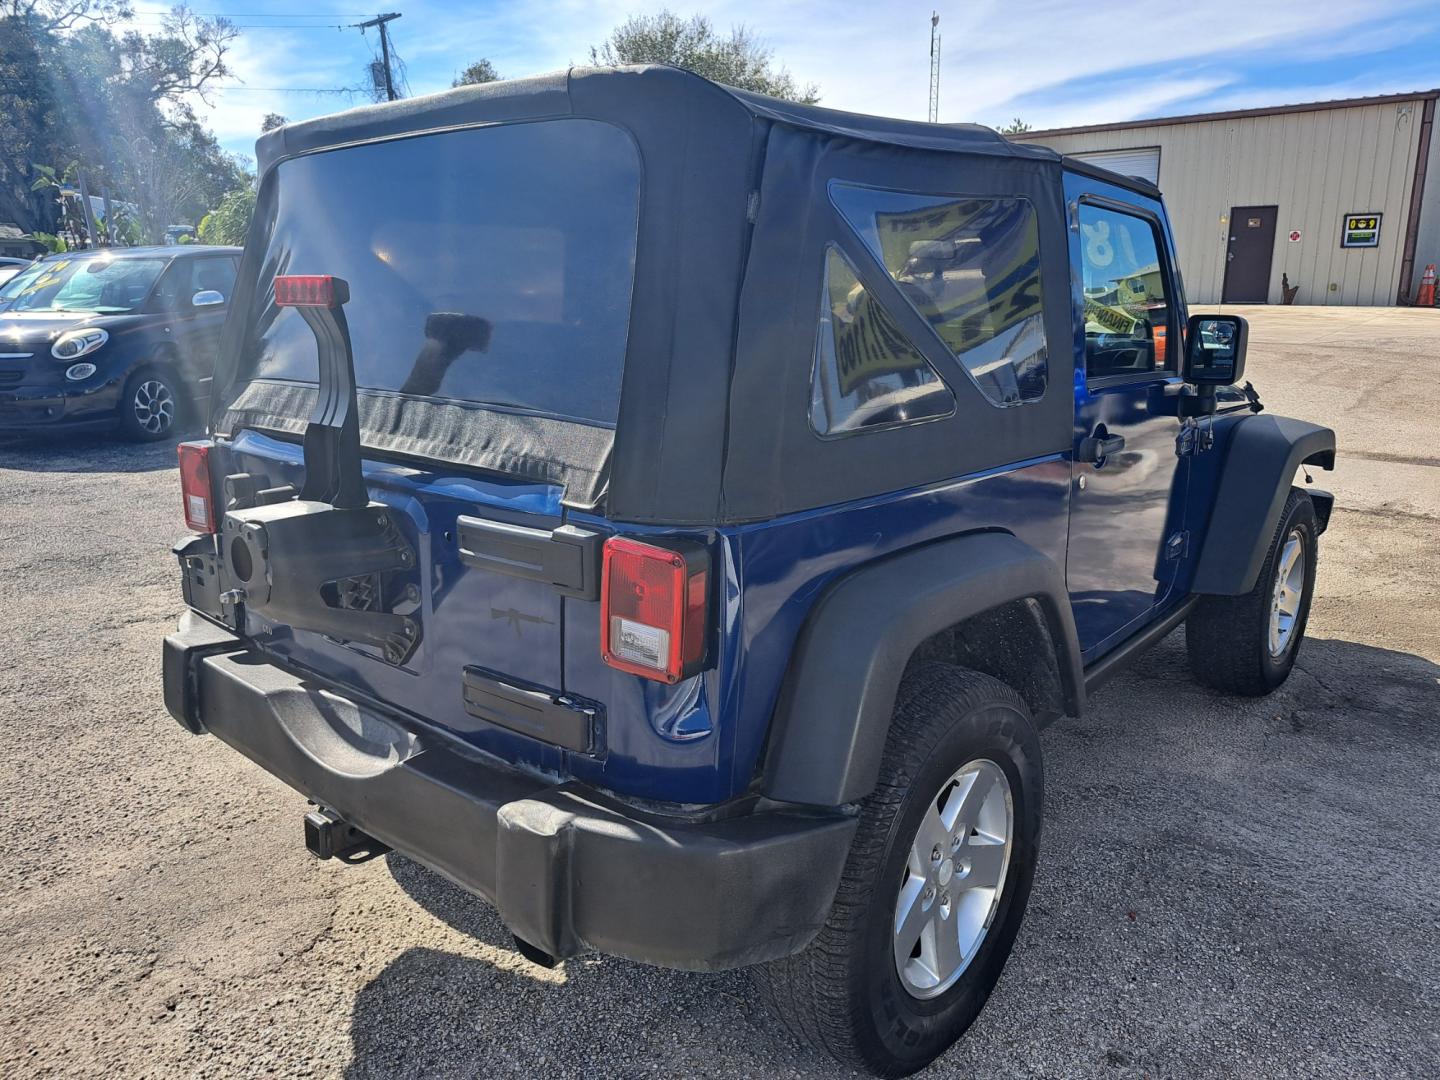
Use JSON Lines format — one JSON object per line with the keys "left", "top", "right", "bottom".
{"left": 261, "top": 113, "right": 288, "bottom": 133}
{"left": 0, "top": 3, "right": 245, "bottom": 242}
{"left": 196, "top": 184, "right": 254, "bottom": 246}
{"left": 0, "top": 0, "right": 132, "bottom": 32}
{"left": 590, "top": 10, "right": 819, "bottom": 103}
{"left": 998, "top": 118, "right": 1032, "bottom": 134}
{"left": 453, "top": 59, "right": 499, "bottom": 87}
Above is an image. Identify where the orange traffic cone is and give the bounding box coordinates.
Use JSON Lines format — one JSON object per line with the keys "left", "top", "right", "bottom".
{"left": 1419, "top": 263, "right": 1437, "bottom": 307}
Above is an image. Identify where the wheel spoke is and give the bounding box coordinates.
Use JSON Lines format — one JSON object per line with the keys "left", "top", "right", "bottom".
{"left": 963, "top": 839, "right": 1007, "bottom": 891}
{"left": 950, "top": 767, "right": 996, "bottom": 834}
{"left": 930, "top": 911, "right": 963, "bottom": 977}
{"left": 893, "top": 875, "right": 930, "bottom": 970}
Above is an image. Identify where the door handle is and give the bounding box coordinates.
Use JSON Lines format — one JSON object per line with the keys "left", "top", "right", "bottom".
{"left": 1076, "top": 432, "right": 1125, "bottom": 463}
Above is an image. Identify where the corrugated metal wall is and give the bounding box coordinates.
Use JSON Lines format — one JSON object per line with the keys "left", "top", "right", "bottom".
{"left": 1024, "top": 99, "right": 1429, "bottom": 305}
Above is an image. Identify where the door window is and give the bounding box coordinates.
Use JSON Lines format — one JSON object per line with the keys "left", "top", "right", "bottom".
{"left": 1077, "top": 204, "right": 1174, "bottom": 380}
{"left": 149, "top": 259, "right": 195, "bottom": 311}
{"left": 192, "top": 257, "right": 237, "bottom": 303}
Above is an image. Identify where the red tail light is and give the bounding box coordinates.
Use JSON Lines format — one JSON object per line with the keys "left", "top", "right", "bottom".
{"left": 600, "top": 537, "right": 710, "bottom": 683}
{"left": 178, "top": 440, "right": 215, "bottom": 533}
{"left": 273, "top": 274, "right": 349, "bottom": 308}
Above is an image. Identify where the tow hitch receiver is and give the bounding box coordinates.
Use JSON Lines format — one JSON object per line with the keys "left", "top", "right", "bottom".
{"left": 303, "top": 808, "right": 392, "bottom": 864}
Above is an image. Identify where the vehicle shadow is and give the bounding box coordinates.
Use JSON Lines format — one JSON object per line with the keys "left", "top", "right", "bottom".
{"left": 0, "top": 432, "right": 189, "bottom": 473}
{"left": 344, "top": 633, "right": 1439, "bottom": 1078}
{"left": 344, "top": 854, "right": 840, "bottom": 1078}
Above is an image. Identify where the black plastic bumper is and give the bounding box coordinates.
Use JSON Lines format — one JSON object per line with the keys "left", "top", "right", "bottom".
{"left": 162, "top": 612, "right": 856, "bottom": 971}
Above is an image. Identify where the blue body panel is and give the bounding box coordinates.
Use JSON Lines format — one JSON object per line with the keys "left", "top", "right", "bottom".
{"left": 1060, "top": 171, "right": 1196, "bottom": 663}
{"left": 209, "top": 433, "right": 1069, "bottom": 805}
{"left": 203, "top": 174, "right": 1207, "bottom": 808}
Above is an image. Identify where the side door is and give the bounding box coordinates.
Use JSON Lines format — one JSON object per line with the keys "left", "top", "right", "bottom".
{"left": 1064, "top": 184, "right": 1189, "bottom": 659}
{"left": 151, "top": 256, "right": 235, "bottom": 405}
{"left": 184, "top": 256, "right": 237, "bottom": 410}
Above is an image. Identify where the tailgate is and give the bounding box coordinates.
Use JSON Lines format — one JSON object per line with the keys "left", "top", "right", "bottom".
{"left": 210, "top": 431, "right": 604, "bottom": 768}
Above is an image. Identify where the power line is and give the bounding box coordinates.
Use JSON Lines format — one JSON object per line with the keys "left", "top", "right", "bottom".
{"left": 209, "top": 86, "right": 361, "bottom": 94}
{"left": 125, "top": 19, "right": 354, "bottom": 29}
{"left": 130, "top": 9, "right": 373, "bottom": 16}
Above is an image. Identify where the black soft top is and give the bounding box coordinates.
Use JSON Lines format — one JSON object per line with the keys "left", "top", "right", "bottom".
{"left": 220, "top": 66, "right": 1086, "bottom": 523}
{"left": 255, "top": 65, "right": 1058, "bottom": 173}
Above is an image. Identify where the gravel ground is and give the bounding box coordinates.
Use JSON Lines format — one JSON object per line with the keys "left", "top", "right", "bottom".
{"left": 1, "top": 306, "right": 1437, "bottom": 1078}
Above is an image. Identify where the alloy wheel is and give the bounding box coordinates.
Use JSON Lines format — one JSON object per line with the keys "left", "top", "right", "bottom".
{"left": 1268, "top": 529, "right": 1306, "bottom": 657}
{"left": 133, "top": 378, "right": 175, "bottom": 435}
{"left": 893, "top": 757, "right": 1014, "bottom": 999}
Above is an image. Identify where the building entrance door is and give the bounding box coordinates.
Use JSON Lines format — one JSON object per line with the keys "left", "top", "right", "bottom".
{"left": 1222, "top": 204, "right": 1278, "bottom": 303}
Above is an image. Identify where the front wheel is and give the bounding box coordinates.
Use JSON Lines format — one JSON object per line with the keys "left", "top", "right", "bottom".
{"left": 755, "top": 666, "right": 1043, "bottom": 1077}
{"left": 1186, "top": 487, "right": 1318, "bottom": 696}
{"left": 117, "top": 365, "right": 180, "bottom": 441}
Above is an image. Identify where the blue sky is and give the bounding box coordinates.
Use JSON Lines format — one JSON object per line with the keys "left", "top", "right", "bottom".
{"left": 131, "top": 0, "right": 1440, "bottom": 164}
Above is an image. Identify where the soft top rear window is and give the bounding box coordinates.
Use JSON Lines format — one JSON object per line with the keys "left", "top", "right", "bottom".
{"left": 241, "top": 118, "right": 641, "bottom": 425}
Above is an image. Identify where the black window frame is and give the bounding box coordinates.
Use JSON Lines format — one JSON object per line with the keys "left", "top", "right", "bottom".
{"left": 1075, "top": 195, "right": 1181, "bottom": 391}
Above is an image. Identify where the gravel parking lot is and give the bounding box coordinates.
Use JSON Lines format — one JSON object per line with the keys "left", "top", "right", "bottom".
{"left": 2, "top": 306, "right": 1437, "bottom": 1078}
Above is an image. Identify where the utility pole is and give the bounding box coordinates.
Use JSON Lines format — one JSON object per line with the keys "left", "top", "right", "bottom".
{"left": 356, "top": 12, "right": 402, "bottom": 101}
{"left": 928, "top": 12, "right": 941, "bottom": 124}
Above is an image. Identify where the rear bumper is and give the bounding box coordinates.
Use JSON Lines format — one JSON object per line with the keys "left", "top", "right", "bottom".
{"left": 163, "top": 611, "right": 856, "bottom": 971}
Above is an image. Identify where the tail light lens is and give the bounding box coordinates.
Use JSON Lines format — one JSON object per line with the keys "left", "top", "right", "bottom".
{"left": 600, "top": 537, "right": 710, "bottom": 683}
{"left": 178, "top": 440, "right": 215, "bottom": 533}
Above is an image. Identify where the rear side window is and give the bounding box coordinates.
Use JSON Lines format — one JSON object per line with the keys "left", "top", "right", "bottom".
{"left": 830, "top": 184, "right": 1047, "bottom": 405}
{"left": 810, "top": 246, "right": 954, "bottom": 437}
{"left": 243, "top": 119, "right": 641, "bottom": 425}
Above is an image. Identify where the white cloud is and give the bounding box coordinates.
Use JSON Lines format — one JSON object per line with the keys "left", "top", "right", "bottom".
{"left": 191, "top": 0, "right": 1433, "bottom": 159}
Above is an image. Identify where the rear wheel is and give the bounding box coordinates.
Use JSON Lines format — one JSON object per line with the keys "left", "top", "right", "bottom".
{"left": 117, "top": 365, "right": 180, "bottom": 441}
{"left": 755, "top": 666, "right": 1043, "bottom": 1077}
{"left": 1186, "top": 487, "right": 1318, "bottom": 696}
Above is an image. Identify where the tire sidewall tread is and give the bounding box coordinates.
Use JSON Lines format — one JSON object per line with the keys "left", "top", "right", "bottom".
{"left": 756, "top": 665, "right": 1043, "bottom": 1077}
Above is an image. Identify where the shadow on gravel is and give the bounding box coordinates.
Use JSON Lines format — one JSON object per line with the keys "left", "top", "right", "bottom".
{"left": 341, "top": 634, "right": 1439, "bottom": 1078}
{"left": 0, "top": 432, "right": 188, "bottom": 472}
{"left": 345, "top": 855, "right": 829, "bottom": 1078}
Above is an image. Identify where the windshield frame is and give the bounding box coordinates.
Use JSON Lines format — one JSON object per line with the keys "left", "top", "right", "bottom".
{"left": 0, "top": 253, "right": 171, "bottom": 314}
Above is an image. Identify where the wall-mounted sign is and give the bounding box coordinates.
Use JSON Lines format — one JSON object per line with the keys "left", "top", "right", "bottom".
{"left": 1341, "top": 213, "right": 1382, "bottom": 249}
{"left": 1288, "top": 230, "right": 1302, "bottom": 242}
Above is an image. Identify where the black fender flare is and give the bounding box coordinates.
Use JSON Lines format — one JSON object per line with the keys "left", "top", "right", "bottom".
{"left": 760, "top": 531, "right": 1084, "bottom": 807}
{"left": 1191, "top": 413, "right": 1336, "bottom": 596}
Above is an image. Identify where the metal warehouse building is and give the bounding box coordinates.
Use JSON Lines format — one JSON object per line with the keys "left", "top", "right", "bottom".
{"left": 1017, "top": 90, "right": 1439, "bottom": 306}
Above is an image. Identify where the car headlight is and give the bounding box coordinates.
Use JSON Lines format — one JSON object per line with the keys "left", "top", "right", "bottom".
{"left": 51, "top": 328, "right": 109, "bottom": 360}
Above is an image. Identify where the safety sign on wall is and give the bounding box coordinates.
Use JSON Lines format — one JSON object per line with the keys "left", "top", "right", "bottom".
{"left": 1340, "top": 213, "right": 1382, "bottom": 249}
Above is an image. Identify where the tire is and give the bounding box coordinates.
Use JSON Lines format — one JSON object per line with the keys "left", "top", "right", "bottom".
{"left": 1186, "top": 487, "right": 1318, "bottom": 696}
{"left": 754, "top": 665, "right": 1043, "bottom": 1077}
{"left": 117, "top": 364, "right": 181, "bottom": 441}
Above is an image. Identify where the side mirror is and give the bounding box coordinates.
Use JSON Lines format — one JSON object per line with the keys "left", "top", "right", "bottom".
{"left": 1183, "top": 314, "right": 1247, "bottom": 385}
{"left": 191, "top": 290, "right": 225, "bottom": 308}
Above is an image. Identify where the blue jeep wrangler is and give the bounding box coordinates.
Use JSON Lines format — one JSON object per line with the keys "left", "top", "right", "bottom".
{"left": 162, "top": 67, "right": 1336, "bottom": 1075}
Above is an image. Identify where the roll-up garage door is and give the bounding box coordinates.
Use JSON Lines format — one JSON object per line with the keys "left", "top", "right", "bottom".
{"left": 1071, "top": 147, "right": 1161, "bottom": 184}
